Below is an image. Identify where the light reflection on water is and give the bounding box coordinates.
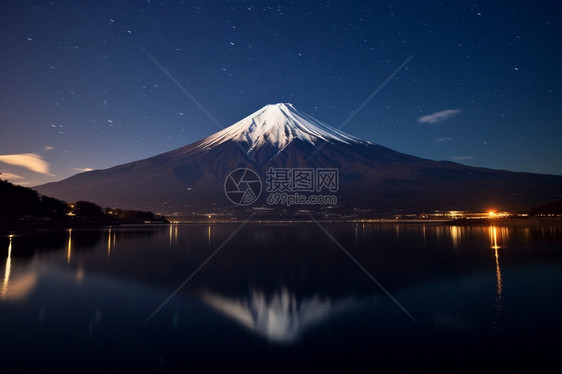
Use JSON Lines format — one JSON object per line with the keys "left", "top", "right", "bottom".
{"left": 66, "top": 228, "right": 72, "bottom": 264}
{"left": 0, "top": 223, "right": 561, "bottom": 371}
{"left": 1, "top": 235, "right": 12, "bottom": 299}
{"left": 107, "top": 226, "right": 112, "bottom": 258}
{"left": 489, "top": 226, "right": 505, "bottom": 332}
{"left": 1, "top": 235, "right": 37, "bottom": 301}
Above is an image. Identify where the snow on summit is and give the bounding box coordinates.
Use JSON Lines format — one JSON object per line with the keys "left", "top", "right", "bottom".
{"left": 197, "top": 103, "right": 366, "bottom": 152}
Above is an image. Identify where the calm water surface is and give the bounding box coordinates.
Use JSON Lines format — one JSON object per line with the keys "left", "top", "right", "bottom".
{"left": 1, "top": 223, "right": 561, "bottom": 372}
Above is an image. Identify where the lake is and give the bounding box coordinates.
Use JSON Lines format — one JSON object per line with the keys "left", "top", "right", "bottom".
{"left": 1, "top": 222, "right": 561, "bottom": 372}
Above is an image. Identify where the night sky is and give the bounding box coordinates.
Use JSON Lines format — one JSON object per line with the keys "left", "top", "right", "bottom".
{"left": 1, "top": 0, "right": 561, "bottom": 187}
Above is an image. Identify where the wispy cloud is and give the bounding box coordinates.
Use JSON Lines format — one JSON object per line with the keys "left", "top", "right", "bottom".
{"left": 72, "top": 167, "right": 94, "bottom": 173}
{"left": 451, "top": 155, "right": 474, "bottom": 161}
{"left": 0, "top": 153, "right": 51, "bottom": 174}
{"left": 43, "top": 146, "right": 55, "bottom": 151}
{"left": 0, "top": 171, "right": 24, "bottom": 180}
{"left": 434, "top": 137, "right": 453, "bottom": 143}
{"left": 419, "top": 109, "right": 462, "bottom": 124}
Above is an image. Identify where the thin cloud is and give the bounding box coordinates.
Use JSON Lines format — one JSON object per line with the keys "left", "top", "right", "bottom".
{"left": 419, "top": 109, "right": 462, "bottom": 124}
{"left": 72, "top": 167, "right": 94, "bottom": 172}
{"left": 451, "top": 155, "right": 474, "bottom": 161}
{"left": 0, "top": 153, "right": 51, "bottom": 174}
{"left": 434, "top": 137, "right": 452, "bottom": 143}
{"left": 0, "top": 171, "right": 24, "bottom": 180}
{"left": 44, "top": 146, "right": 55, "bottom": 151}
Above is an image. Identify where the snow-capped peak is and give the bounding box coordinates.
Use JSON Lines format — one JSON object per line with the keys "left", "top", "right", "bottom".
{"left": 197, "top": 103, "right": 366, "bottom": 152}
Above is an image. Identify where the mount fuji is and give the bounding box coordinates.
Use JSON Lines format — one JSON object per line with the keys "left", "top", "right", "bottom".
{"left": 36, "top": 103, "right": 562, "bottom": 217}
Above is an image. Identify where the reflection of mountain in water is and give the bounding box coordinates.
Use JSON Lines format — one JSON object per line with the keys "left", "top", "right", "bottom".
{"left": 202, "top": 288, "right": 359, "bottom": 343}
{"left": 4, "top": 224, "right": 561, "bottom": 345}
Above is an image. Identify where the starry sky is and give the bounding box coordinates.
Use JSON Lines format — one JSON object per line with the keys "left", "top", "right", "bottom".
{"left": 1, "top": 0, "right": 561, "bottom": 186}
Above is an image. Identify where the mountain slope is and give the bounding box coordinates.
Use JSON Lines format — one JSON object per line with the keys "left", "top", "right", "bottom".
{"left": 36, "top": 103, "right": 562, "bottom": 216}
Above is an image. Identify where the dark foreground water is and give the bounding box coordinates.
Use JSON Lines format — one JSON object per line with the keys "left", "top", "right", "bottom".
{"left": 1, "top": 222, "right": 561, "bottom": 372}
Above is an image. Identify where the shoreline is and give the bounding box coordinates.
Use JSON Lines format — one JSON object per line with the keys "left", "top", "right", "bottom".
{"left": 2, "top": 216, "right": 561, "bottom": 234}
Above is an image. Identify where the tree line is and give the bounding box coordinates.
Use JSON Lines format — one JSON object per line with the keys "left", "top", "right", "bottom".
{"left": 0, "top": 179, "right": 168, "bottom": 224}
{"left": 529, "top": 200, "right": 562, "bottom": 216}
